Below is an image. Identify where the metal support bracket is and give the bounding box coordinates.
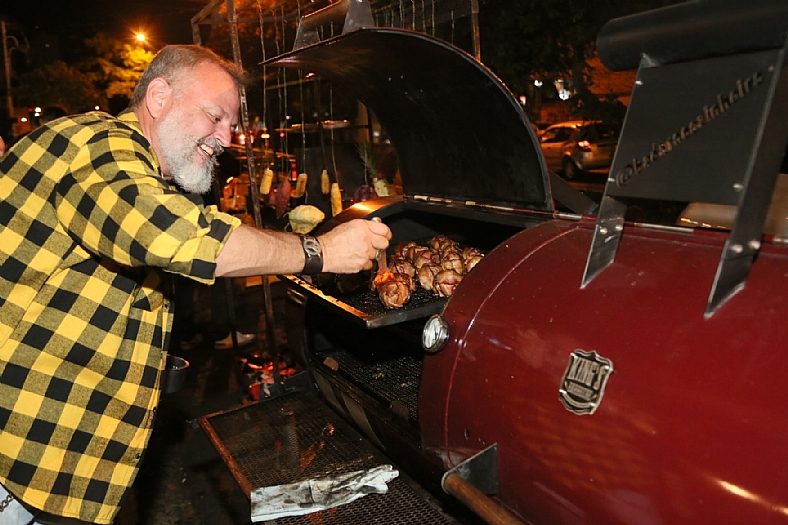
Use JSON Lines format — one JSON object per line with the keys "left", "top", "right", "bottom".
{"left": 583, "top": 37, "right": 788, "bottom": 318}
{"left": 294, "top": 0, "right": 375, "bottom": 51}
{"left": 441, "top": 444, "right": 498, "bottom": 495}
{"left": 441, "top": 444, "right": 528, "bottom": 524}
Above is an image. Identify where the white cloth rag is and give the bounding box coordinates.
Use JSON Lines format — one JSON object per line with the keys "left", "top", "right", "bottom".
{"left": 251, "top": 464, "right": 399, "bottom": 522}
{"left": 0, "top": 483, "right": 37, "bottom": 524}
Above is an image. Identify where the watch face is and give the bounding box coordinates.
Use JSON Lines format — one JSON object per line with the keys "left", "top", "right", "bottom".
{"left": 422, "top": 314, "right": 449, "bottom": 353}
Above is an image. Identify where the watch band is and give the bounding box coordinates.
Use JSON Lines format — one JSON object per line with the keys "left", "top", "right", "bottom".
{"left": 300, "top": 235, "right": 323, "bottom": 274}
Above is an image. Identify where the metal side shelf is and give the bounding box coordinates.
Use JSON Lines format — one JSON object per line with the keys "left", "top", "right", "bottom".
{"left": 198, "top": 390, "right": 458, "bottom": 524}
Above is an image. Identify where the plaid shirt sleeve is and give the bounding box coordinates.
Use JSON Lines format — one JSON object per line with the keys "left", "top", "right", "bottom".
{"left": 53, "top": 126, "right": 239, "bottom": 284}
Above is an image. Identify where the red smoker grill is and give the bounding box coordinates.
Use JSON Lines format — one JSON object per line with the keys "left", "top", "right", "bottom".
{"left": 202, "top": 20, "right": 569, "bottom": 524}
{"left": 199, "top": 1, "right": 788, "bottom": 524}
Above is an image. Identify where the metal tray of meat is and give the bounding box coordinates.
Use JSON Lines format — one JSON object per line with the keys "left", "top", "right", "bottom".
{"left": 282, "top": 272, "right": 447, "bottom": 330}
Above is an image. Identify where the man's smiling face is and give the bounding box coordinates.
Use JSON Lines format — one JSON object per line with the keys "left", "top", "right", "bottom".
{"left": 156, "top": 61, "right": 240, "bottom": 194}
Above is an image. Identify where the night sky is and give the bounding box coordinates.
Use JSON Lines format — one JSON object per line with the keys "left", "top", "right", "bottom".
{"left": 1, "top": 0, "right": 208, "bottom": 49}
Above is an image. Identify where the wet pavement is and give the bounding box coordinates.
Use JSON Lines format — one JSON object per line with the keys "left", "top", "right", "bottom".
{"left": 114, "top": 277, "right": 288, "bottom": 525}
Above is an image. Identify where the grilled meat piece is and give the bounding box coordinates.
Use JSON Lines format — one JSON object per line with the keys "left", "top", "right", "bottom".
{"left": 434, "top": 269, "right": 463, "bottom": 297}
{"left": 440, "top": 245, "right": 461, "bottom": 258}
{"left": 405, "top": 244, "right": 427, "bottom": 262}
{"left": 389, "top": 256, "right": 416, "bottom": 279}
{"left": 394, "top": 241, "right": 419, "bottom": 259}
{"left": 440, "top": 250, "right": 465, "bottom": 274}
{"left": 417, "top": 263, "right": 441, "bottom": 292}
{"left": 412, "top": 248, "right": 440, "bottom": 269}
{"left": 429, "top": 235, "right": 457, "bottom": 252}
{"left": 374, "top": 272, "right": 413, "bottom": 308}
{"left": 464, "top": 254, "right": 484, "bottom": 274}
{"left": 461, "top": 247, "right": 482, "bottom": 260}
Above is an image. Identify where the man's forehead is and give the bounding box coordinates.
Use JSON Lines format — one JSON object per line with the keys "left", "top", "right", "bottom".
{"left": 173, "top": 63, "right": 240, "bottom": 114}
{"left": 179, "top": 62, "right": 237, "bottom": 92}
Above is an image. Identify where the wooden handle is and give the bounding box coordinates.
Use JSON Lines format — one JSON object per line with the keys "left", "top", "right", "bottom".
{"left": 443, "top": 473, "right": 529, "bottom": 525}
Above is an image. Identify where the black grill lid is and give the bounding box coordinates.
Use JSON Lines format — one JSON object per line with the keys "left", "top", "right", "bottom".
{"left": 267, "top": 28, "right": 552, "bottom": 212}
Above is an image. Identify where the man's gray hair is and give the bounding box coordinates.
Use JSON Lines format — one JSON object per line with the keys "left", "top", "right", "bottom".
{"left": 130, "top": 45, "right": 247, "bottom": 108}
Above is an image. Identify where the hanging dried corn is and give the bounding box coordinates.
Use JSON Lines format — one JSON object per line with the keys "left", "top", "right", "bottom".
{"left": 330, "top": 183, "right": 343, "bottom": 217}
{"left": 321, "top": 169, "right": 330, "bottom": 194}
{"left": 293, "top": 173, "right": 308, "bottom": 198}
{"left": 261, "top": 168, "right": 274, "bottom": 195}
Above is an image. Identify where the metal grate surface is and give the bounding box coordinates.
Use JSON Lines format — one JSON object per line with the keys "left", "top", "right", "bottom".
{"left": 201, "top": 392, "right": 454, "bottom": 524}
{"left": 326, "top": 349, "right": 421, "bottom": 424}
{"left": 341, "top": 286, "right": 447, "bottom": 317}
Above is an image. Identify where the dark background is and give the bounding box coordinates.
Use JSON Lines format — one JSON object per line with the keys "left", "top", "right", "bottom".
{"left": 1, "top": 0, "right": 201, "bottom": 47}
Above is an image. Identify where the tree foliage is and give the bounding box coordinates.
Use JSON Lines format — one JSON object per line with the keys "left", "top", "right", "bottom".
{"left": 479, "top": 0, "right": 683, "bottom": 85}
{"left": 478, "top": 0, "right": 685, "bottom": 121}
{"left": 11, "top": 33, "right": 154, "bottom": 114}
{"left": 83, "top": 33, "right": 155, "bottom": 99}
{"left": 14, "top": 61, "right": 103, "bottom": 113}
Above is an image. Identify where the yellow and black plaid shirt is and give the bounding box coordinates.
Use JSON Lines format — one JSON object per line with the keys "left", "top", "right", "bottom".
{"left": 0, "top": 110, "right": 240, "bottom": 523}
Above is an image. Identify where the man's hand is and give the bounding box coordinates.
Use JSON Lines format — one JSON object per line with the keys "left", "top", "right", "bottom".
{"left": 319, "top": 219, "right": 392, "bottom": 274}
{"left": 0, "top": 136, "right": 5, "bottom": 157}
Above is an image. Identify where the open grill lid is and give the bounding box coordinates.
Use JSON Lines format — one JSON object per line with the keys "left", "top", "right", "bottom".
{"left": 267, "top": 27, "right": 552, "bottom": 212}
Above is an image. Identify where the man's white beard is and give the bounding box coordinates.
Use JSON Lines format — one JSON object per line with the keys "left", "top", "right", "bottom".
{"left": 158, "top": 110, "right": 218, "bottom": 194}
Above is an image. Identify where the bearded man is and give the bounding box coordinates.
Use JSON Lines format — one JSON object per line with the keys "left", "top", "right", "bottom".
{"left": 0, "top": 45, "right": 390, "bottom": 524}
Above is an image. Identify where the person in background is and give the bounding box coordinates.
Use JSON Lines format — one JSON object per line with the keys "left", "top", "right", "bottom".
{"left": 0, "top": 44, "right": 390, "bottom": 525}
{"left": 0, "top": 115, "right": 14, "bottom": 156}
{"left": 38, "top": 106, "right": 68, "bottom": 126}
{"left": 5, "top": 106, "right": 69, "bottom": 151}
{"left": 251, "top": 114, "right": 265, "bottom": 132}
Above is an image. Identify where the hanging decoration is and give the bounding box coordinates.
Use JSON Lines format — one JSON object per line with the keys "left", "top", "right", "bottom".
{"left": 261, "top": 168, "right": 275, "bottom": 195}
{"left": 275, "top": 179, "right": 292, "bottom": 218}
{"left": 294, "top": 172, "right": 308, "bottom": 198}
{"left": 330, "top": 183, "right": 343, "bottom": 217}
{"left": 289, "top": 204, "right": 325, "bottom": 234}
{"left": 191, "top": 0, "right": 480, "bottom": 222}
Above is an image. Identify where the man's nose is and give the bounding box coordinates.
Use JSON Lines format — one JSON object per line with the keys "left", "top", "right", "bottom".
{"left": 215, "top": 126, "right": 232, "bottom": 148}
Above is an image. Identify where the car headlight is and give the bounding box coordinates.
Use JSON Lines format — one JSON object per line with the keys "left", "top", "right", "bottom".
{"left": 422, "top": 314, "right": 449, "bottom": 353}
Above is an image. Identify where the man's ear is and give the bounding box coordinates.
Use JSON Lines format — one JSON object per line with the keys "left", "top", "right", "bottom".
{"left": 146, "top": 77, "right": 172, "bottom": 119}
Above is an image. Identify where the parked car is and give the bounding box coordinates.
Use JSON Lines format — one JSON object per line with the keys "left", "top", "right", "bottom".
{"left": 539, "top": 120, "right": 619, "bottom": 179}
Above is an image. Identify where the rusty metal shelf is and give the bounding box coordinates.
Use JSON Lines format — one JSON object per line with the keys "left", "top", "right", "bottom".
{"left": 198, "top": 391, "right": 458, "bottom": 524}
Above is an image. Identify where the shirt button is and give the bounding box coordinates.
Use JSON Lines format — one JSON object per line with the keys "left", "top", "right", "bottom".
{"left": 135, "top": 453, "right": 142, "bottom": 460}
{"left": 164, "top": 302, "right": 171, "bottom": 310}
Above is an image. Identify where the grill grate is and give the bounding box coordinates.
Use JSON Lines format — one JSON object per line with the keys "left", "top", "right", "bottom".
{"left": 326, "top": 349, "right": 421, "bottom": 424}
{"left": 201, "top": 392, "right": 455, "bottom": 524}
{"left": 341, "top": 286, "right": 446, "bottom": 317}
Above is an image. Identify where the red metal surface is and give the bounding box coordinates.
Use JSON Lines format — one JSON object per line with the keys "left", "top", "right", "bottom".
{"left": 422, "top": 217, "right": 788, "bottom": 525}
